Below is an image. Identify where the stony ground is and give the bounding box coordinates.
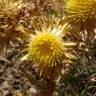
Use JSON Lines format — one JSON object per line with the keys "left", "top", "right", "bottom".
{"left": 0, "top": 48, "right": 41, "bottom": 96}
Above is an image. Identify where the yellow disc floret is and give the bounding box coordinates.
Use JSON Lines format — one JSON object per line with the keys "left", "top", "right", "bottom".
{"left": 28, "top": 32, "right": 64, "bottom": 67}
{"left": 65, "top": 0, "right": 96, "bottom": 22}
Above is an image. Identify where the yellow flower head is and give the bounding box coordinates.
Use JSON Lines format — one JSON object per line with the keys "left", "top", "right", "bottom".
{"left": 21, "top": 17, "right": 76, "bottom": 78}
{"left": 28, "top": 31, "right": 64, "bottom": 67}
{"left": 65, "top": 0, "right": 96, "bottom": 23}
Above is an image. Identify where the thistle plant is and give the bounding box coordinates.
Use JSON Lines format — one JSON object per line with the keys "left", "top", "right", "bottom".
{"left": 65, "top": 0, "right": 96, "bottom": 34}
{"left": 21, "top": 17, "right": 76, "bottom": 96}
{"left": 0, "top": 0, "right": 95, "bottom": 96}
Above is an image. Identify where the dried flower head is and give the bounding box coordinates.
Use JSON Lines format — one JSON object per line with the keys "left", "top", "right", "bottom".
{"left": 22, "top": 17, "right": 76, "bottom": 78}
{"left": 0, "top": 0, "right": 28, "bottom": 50}
{"left": 0, "top": 0, "right": 24, "bottom": 15}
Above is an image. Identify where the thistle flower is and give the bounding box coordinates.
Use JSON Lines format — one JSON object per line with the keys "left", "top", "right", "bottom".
{"left": 0, "top": 0, "right": 24, "bottom": 27}
{"left": 0, "top": 0, "right": 24, "bottom": 15}
{"left": 65, "top": 0, "right": 96, "bottom": 32}
{"left": 22, "top": 17, "right": 76, "bottom": 78}
{"left": 0, "top": 0, "right": 31, "bottom": 52}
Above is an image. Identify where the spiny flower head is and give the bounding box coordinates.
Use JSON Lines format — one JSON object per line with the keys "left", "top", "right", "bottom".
{"left": 22, "top": 17, "right": 76, "bottom": 78}
{"left": 0, "top": 0, "right": 24, "bottom": 16}
{"left": 65, "top": 0, "right": 96, "bottom": 23}
{"left": 0, "top": 0, "right": 29, "bottom": 49}
{"left": 0, "top": 0, "right": 24, "bottom": 37}
{"left": 28, "top": 31, "right": 64, "bottom": 67}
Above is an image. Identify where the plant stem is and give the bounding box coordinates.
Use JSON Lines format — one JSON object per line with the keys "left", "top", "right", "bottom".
{"left": 41, "top": 67, "right": 55, "bottom": 96}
